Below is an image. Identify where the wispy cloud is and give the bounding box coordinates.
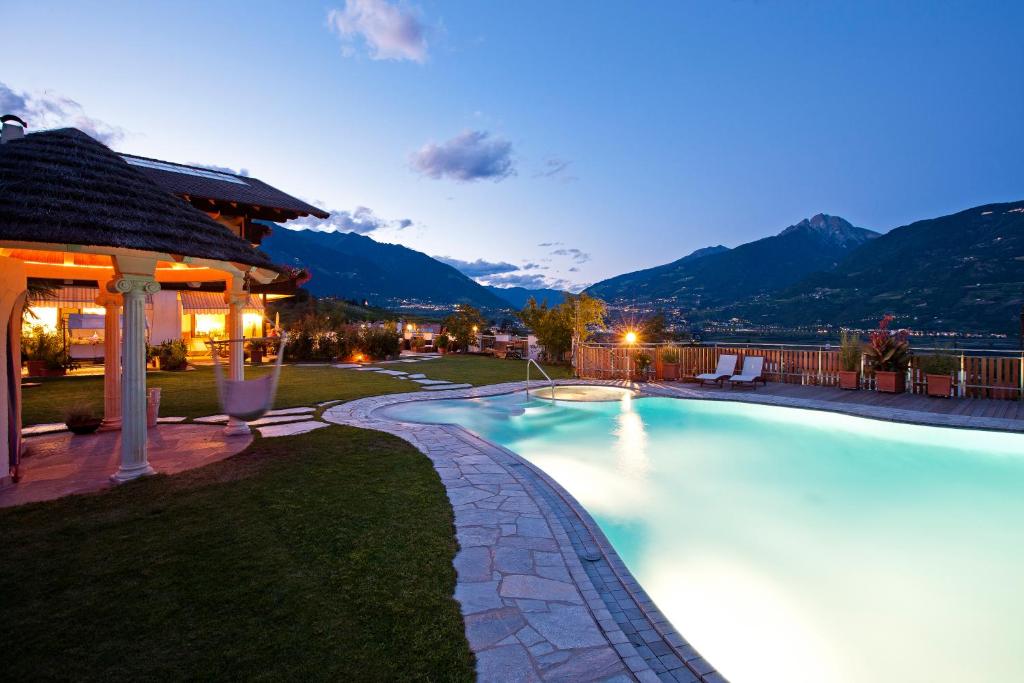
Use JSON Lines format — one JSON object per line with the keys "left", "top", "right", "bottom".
{"left": 534, "top": 156, "right": 576, "bottom": 182}
{"left": 0, "top": 81, "right": 124, "bottom": 145}
{"left": 327, "top": 0, "right": 428, "bottom": 63}
{"left": 288, "top": 206, "right": 412, "bottom": 234}
{"left": 485, "top": 273, "right": 556, "bottom": 289}
{"left": 411, "top": 130, "right": 514, "bottom": 182}
{"left": 538, "top": 241, "right": 563, "bottom": 247}
{"left": 551, "top": 247, "right": 590, "bottom": 263}
{"left": 435, "top": 256, "right": 518, "bottom": 277}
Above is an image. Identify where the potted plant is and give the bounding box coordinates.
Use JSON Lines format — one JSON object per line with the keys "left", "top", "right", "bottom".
{"left": 247, "top": 338, "right": 268, "bottom": 365}
{"left": 919, "top": 351, "right": 959, "bottom": 398}
{"left": 156, "top": 339, "right": 189, "bottom": 371}
{"left": 838, "top": 330, "right": 863, "bottom": 390}
{"left": 436, "top": 333, "right": 450, "bottom": 355}
{"left": 865, "top": 315, "right": 910, "bottom": 393}
{"left": 633, "top": 352, "right": 652, "bottom": 381}
{"left": 64, "top": 402, "right": 102, "bottom": 435}
{"left": 660, "top": 347, "right": 680, "bottom": 381}
{"left": 22, "top": 325, "right": 70, "bottom": 377}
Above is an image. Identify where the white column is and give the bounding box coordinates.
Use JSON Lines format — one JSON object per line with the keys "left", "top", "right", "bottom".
{"left": 110, "top": 273, "right": 160, "bottom": 482}
{"left": 96, "top": 287, "right": 122, "bottom": 431}
{"left": 223, "top": 282, "right": 250, "bottom": 436}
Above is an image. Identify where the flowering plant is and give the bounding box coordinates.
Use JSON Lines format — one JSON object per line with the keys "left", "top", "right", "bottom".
{"left": 864, "top": 315, "right": 911, "bottom": 372}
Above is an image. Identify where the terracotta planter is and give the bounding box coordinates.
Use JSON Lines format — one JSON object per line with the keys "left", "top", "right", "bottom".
{"left": 250, "top": 349, "right": 264, "bottom": 365}
{"left": 838, "top": 370, "right": 860, "bottom": 390}
{"left": 926, "top": 373, "right": 953, "bottom": 398}
{"left": 25, "top": 360, "right": 48, "bottom": 377}
{"left": 26, "top": 361, "right": 66, "bottom": 378}
{"left": 661, "top": 363, "right": 680, "bottom": 381}
{"left": 874, "top": 370, "right": 906, "bottom": 394}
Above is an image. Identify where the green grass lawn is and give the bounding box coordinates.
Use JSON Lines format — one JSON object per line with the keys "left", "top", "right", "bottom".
{"left": 22, "top": 355, "right": 572, "bottom": 425}
{"left": 0, "top": 426, "right": 474, "bottom": 681}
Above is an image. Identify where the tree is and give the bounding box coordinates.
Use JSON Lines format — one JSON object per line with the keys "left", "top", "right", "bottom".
{"left": 563, "top": 293, "right": 606, "bottom": 369}
{"left": 639, "top": 310, "right": 669, "bottom": 343}
{"left": 443, "top": 305, "right": 486, "bottom": 352}
{"left": 518, "top": 293, "right": 605, "bottom": 365}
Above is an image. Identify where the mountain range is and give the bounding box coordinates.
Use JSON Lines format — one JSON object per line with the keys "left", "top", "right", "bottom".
{"left": 586, "top": 203, "right": 1024, "bottom": 334}
{"left": 259, "top": 226, "right": 508, "bottom": 308}
{"left": 259, "top": 200, "right": 1024, "bottom": 334}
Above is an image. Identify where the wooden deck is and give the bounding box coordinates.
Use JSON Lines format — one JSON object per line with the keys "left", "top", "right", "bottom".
{"left": 646, "top": 380, "right": 1024, "bottom": 431}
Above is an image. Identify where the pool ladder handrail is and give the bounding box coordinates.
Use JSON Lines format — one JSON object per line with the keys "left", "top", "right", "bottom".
{"left": 526, "top": 358, "right": 555, "bottom": 399}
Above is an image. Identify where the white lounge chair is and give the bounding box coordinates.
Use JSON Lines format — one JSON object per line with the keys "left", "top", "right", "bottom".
{"left": 696, "top": 354, "right": 737, "bottom": 387}
{"left": 729, "top": 356, "right": 766, "bottom": 389}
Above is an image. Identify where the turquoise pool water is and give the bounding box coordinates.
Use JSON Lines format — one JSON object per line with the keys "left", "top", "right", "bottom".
{"left": 381, "top": 391, "right": 1024, "bottom": 683}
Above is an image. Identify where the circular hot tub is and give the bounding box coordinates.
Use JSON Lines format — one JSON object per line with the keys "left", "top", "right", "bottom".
{"left": 529, "top": 385, "right": 637, "bottom": 401}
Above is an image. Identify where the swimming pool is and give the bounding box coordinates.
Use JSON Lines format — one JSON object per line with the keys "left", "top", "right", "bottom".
{"left": 380, "top": 389, "right": 1024, "bottom": 683}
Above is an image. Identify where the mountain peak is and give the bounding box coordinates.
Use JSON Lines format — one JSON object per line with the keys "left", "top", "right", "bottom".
{"left": 779, "top": 214, "right": 877, "bottom": 246}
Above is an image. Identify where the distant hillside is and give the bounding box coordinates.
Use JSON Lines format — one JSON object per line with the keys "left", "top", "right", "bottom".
{"left": 259, "top": 226, "right": 507, "bottom": 309}
{"left": 485, "top": 285, "right": 568, "bottom": 309}
{"left": 586, "top": 214, "right": 878, "bottom": 307}
{"left": 730, "top": 201, "right": 1024, "bottom": 333}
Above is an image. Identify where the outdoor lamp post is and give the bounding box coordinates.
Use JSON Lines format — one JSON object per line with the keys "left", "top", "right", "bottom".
{"left": 624, "top": 330, "right": 637, "bottom": 379}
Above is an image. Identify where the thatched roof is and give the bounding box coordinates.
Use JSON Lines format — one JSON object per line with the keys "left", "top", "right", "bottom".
{"left": 0, "top": 128, "right": 274, "bottom": 269}
{"left": 121, "top": 153, "right": 329, "bottom": 221}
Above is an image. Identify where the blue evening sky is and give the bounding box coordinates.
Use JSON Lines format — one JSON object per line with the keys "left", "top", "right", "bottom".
{"left": 3, "top": 1, "right": 1022, "bottom": 291}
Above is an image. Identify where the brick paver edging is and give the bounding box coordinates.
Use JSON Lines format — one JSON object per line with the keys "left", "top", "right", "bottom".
{"left": 323, "top": 380, "right": 725, "bottom": 683}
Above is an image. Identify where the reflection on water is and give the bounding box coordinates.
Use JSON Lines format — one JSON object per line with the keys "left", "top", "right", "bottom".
{"left": 614, "top": 394, "right": 649, "bottom": 479}
{"left": 382, "top": 393, "right": 1024, "bottom": 683}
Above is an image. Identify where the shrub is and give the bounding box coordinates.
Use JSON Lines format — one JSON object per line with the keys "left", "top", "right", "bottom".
{"left": 21, "top": 325, "right": 69, "bottom": 370}
{"left": 919, "top": 351, "right": 959, "bottom": 376}
{"left": 156, "top": 340, "right": 189, "bottom": 371}
{"left": 864, "top": 315, "right": 911, "bottom": 372}
{"left": 838, "top": 330, "right": 863, "bottom": 372}
{"left": 633, "top": 352, "right": 652, "bottom": 373}
{"left": 358, "top": 328, "right": 400, "bottom": 360}
{"left": 436, "top": 333, "right": 450, "bottom": 350}
{"left": 63, "top": 402, "right": 99, "bottom": 425}
{"left": 660, "top": 347, "right": 680, "bottom": 364}
{"left": 284, "top": 314, "right": 352, "bottom": 362}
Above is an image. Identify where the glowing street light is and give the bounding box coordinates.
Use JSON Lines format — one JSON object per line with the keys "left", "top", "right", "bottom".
{"left": 624, "top": 330, "right": 637, "bottom": 345}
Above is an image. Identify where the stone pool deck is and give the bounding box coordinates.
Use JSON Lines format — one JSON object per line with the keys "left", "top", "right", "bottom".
{"left": 324, "top": 380, "right": 724, "bottom": 683}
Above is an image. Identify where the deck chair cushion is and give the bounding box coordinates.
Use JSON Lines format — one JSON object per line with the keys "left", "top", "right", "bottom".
{"left": 696, "top": 354, "right": 737, "bottom": 382}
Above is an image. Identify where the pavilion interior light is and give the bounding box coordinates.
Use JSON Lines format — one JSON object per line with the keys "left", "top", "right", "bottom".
{"left": 194, "top": 314, "right": 226, "bottom": 337}
{"left": 243, "top": 313, "right": 264, "bottom": 337}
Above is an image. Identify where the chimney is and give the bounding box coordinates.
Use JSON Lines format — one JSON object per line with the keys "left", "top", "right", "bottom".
{"left": 1, "top": 114, "right": 27, "bottom": 143}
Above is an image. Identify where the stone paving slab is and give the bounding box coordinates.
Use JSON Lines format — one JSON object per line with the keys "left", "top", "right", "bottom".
{"left": 374, "top": 369, "right": 409, "bottom": 376}
{"left": 256, "top": 420, "right": 329, "bottom": 438}
{"left": 193, "top": 414, "right": 229, "bottom": 424}
{"left": 157, "top": 416, "right": 188, "bottom": 423}
{"left": 247, "top": 414, "right": 313, "bottom": 427}
{"left": 21, "top": 422, "right": 67, "bottom": 436}
{"left": 351, "top": 366, "right": 384, "bottom": 372}
{"left": 423, "top": 383, "right": 474, "bottom": 391}
{"left": 322, "top": 380, "right": 719, "bottom": 682}
{"left": 265, "top": 407, "right": 316, "bottom": 416}
{"left": 332, "top": 363, "right": 361, "bottom": 369}
{"left": 411, "top": 378, "right": 452, "bottom": 385}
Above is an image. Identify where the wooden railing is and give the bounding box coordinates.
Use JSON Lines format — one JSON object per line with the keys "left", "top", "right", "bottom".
{"left": 577, "top": 343, "right": 1024, "bottom": 401}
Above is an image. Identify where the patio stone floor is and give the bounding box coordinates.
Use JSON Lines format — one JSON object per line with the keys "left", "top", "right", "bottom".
{"left": 323, "top": 380, "right": 724, "bottom": 683}
{"left": 0, "top": 424, "right": 253, "bottom": 508}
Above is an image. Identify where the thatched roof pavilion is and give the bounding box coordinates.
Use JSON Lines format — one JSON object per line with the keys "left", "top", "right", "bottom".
{"left": 0, "top": 121, "right": 315, "bottom": 485}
